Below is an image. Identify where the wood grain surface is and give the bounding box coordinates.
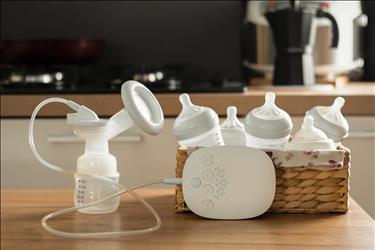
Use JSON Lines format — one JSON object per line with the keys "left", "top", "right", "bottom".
{"left": 1, "top": 188, "right": 374, "bottom": 250}
{"left": 1, "top": 84, "right": 375, "bottom": 117}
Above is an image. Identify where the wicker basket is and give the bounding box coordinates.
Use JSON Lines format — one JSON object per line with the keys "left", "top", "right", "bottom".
{"left": 175, "top": 147, "right": 350, "bottom": 213}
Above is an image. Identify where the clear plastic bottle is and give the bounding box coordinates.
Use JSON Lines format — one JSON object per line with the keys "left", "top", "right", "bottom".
{"left": 74, "top": 174, "right": 120, "bottom": 214}
{"left": 244, "top": 92, "right": 293, "bottom": 149}
{"left": 173, "top": 93, "right": 224, "bottom": 148}
{"left": 73, "top": 129, "right": 120, "bottom": 214}
{"left": 220, "top": 106, "right": 246, "bottom": 146}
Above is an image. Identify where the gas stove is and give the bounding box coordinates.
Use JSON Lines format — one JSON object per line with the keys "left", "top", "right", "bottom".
{"left": 0, "top": 64, "right": 245, "bottom": 94}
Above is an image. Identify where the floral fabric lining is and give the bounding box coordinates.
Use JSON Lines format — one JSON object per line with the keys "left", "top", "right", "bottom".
{"left": 265, "top": 149, "right": 346, "bottom": 169}
{"left": 186, "top": 147, "right": 346, "bottom": 169}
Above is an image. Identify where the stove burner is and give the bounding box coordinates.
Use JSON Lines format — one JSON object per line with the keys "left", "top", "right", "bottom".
{"left": 0, "top": 64, "right": 245, "bottom": 94}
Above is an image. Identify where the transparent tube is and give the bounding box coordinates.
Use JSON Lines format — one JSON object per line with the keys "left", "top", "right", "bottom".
{"left": 28, "top": 98, "right": 164, "bottom": 238}
{"left": 41, "top": 178, "right": 163, "bottom": 239}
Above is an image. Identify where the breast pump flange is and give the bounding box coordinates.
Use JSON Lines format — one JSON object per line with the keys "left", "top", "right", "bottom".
{"left": 28, "top": 80, "right": 168, "bottom": 238}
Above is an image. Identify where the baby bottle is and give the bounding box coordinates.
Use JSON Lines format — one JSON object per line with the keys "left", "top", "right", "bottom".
{"left": 306, "top": 97, "right": 349, "bottom": 143}
{"left": 172, "top": 93, "right": 224, "bottom": 148}
{"left": 244, "top": 92, "right": 293, "bottom": 149}
{"left": 73, "top": 125, "right": 120, "bottom": 214}
{"left": 220, "top": 106, "right": 246, "bottom": 146}
{"left": 285, "top": 115, "right": 336, "bottom": 150}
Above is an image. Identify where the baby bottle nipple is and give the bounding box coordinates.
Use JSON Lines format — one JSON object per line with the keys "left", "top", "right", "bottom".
{"left": 173, "top": 93, "right": 224, "bottom": 148}
{"left": 179, "top": 93, "right": 200, "bottom": 117}
{"left": 300, "top": 115, "right": 322, "bottom": 138}
{"left": 222, "top": 106, "right": 242, "bottom": 127}
{"left": 285, "top": 115, "right": 335, "bottom": 150}
{"left": 220, "top": 106, "right": 246, "bottom": 146}
{"left": 306, "top": 97, "right": 349, "bottom": 142}
{"left": 264, "top": 92, "right": 275, "bottom": 107}
{"left": 332, "top": 97, "right": 345, "bottom": 111}
{"left": 244, "top": 92, "right": 293, "bottom": 149}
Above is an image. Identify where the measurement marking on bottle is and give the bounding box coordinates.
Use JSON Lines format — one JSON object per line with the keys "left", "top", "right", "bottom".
{"left": 76, "top": 179, "right": 87, "bottom": 205}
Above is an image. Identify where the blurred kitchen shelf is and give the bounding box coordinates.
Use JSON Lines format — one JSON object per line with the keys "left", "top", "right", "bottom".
{"left": 249, "top": 76, "right": 350, "bottom": 88}
{"left": 1, "top": 83, "right": 374, "bottom": 118}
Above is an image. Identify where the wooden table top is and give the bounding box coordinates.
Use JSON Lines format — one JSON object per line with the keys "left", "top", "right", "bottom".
{"left": 1, "top": 188, "right": 374, "bottom": 250}
{"left": 2, "top": 84, "right": 375, "bottom": 117}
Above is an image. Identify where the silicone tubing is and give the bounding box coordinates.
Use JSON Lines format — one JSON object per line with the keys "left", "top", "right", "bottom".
{"left": 28, "top": 98, "right": 180, "bottom": 238}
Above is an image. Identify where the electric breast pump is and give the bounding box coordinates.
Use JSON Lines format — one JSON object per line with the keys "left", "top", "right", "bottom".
{"left": 68, "top": 81, "right": 164, "bottom": 214}
{"left": 29, "top": 80, "right": 170, "bottom": 238}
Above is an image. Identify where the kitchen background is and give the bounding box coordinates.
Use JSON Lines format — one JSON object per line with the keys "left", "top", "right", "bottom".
{"left": 1, "top": 1, "right": 374, "bottom": 218}
{"left": 1, "top": 1, "right": 245, "bottom": 92}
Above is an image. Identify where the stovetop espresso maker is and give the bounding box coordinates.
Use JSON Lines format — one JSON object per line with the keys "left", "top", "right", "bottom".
{"left": 265, "top": 0, "right": 339, "bottom": 85}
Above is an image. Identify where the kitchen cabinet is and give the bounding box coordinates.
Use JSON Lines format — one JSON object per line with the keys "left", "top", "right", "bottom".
{"left": 0, "top": 118, "right": 178, "bottom": 189}
{"left": 339, "top": 117, "right": 375, "bottom": 219}
{"left": 1, "top": 117, "right": 374, "bottom": 218}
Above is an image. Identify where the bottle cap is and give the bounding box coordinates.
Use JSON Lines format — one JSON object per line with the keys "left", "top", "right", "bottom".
{"left": 172, "top": 93, "right": 219, "bottom": 141}
{"left": 306, "top": 97, "right": 349, "bottom": 142}
{"left": 244, "top": 92, "right": 293, "bottom": 139}
{"left": 286, "top": 116, "right": 336, "bottom": 150}
{"left": 220, "top": 106, "right": 246, "bottom": 146}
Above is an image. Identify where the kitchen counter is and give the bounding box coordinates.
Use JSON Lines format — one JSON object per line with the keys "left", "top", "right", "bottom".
{"left": 1, "top": 84, "right": 375, "bottom": 117}
{"left": 1, "top": 188, "right": 374, "bottom": 250}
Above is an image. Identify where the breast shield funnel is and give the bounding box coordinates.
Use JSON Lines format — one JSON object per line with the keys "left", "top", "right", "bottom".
{"left": 106, "top": 80, "right": 164, "bottom": 139}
